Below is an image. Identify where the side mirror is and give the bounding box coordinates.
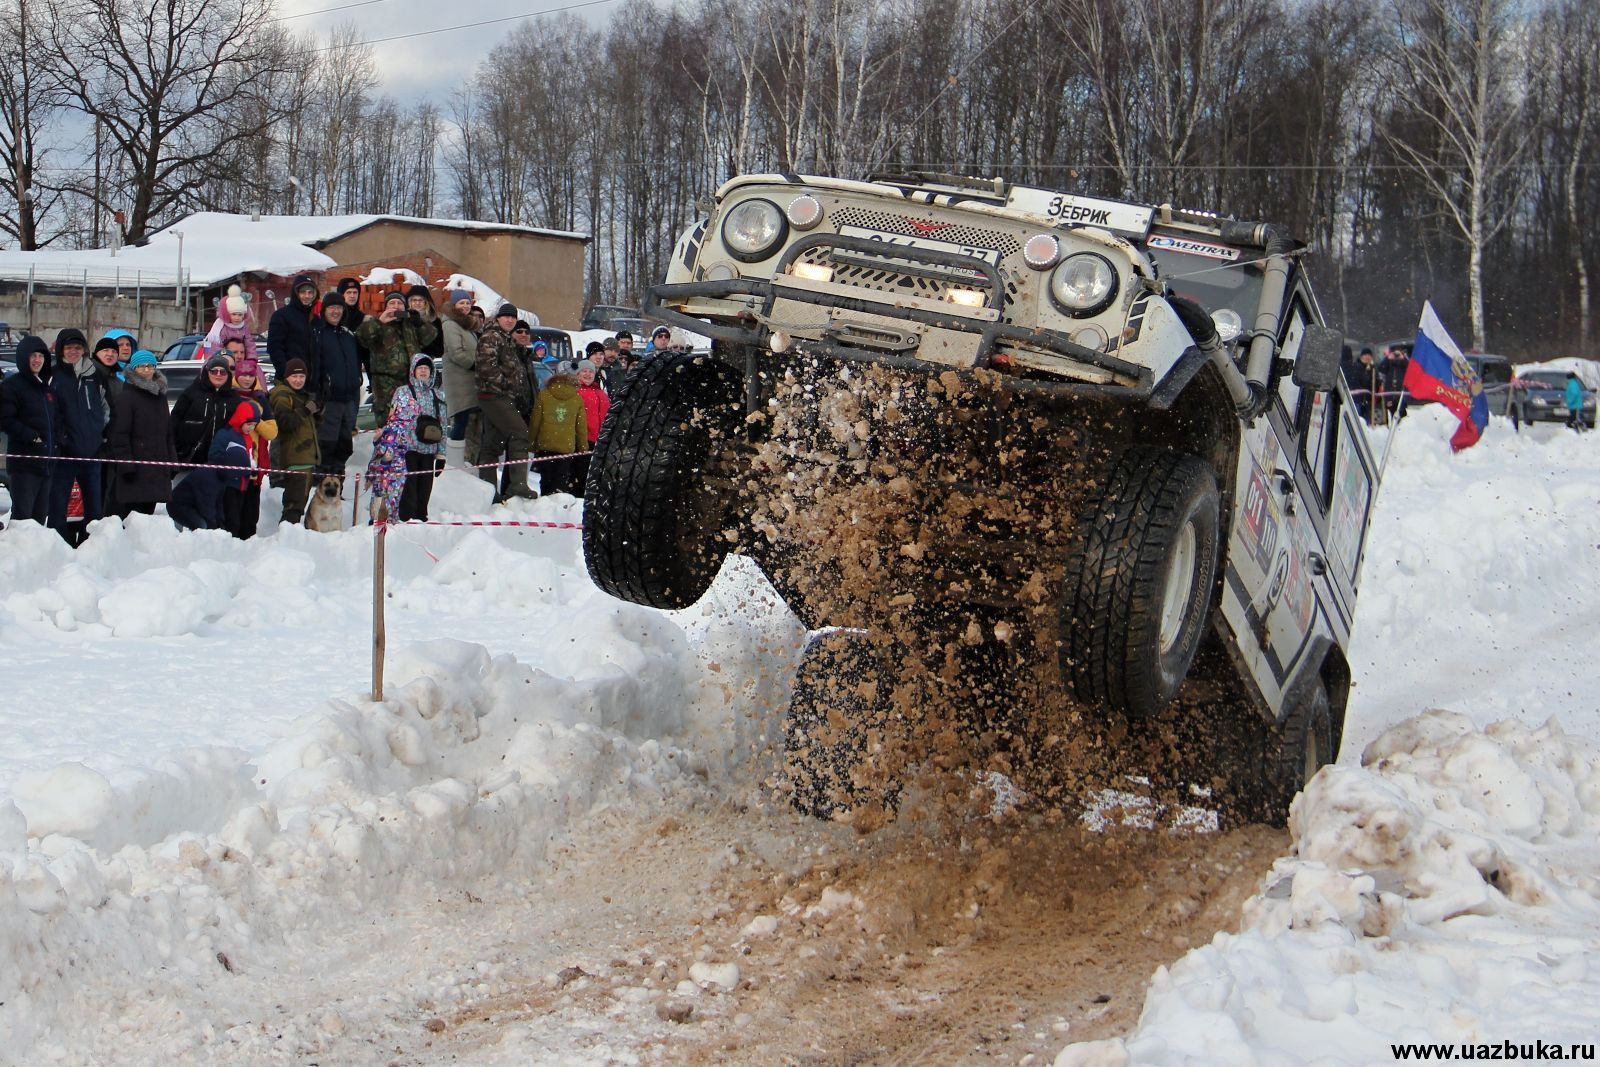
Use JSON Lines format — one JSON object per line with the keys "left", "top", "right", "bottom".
{"left": 1293, "top": 324, "right": 1344, "bottom": 393}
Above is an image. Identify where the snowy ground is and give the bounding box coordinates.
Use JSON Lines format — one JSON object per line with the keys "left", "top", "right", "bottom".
{"left": 2, "top": 406, "right": 1599, "bottom": 1065}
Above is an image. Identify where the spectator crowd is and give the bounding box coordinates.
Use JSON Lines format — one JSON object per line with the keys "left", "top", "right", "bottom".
{"left": 1, "top": 275, "right": 689, "bottom": 544}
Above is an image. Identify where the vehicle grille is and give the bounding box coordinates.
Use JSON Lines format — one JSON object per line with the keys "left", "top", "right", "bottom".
{"left": 812, "top": 208, "right": 1024, "bottom": 320}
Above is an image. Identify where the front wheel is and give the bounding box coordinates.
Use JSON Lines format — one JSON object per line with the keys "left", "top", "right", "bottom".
{"left": 1058, "top": 448, "right": 1222, "bottom": 718}
{"left": 583, "top": 353, "right": 745, "bottom": 608}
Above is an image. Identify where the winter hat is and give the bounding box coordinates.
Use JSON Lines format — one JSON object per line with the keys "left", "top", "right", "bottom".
{"left": 411, "top": 353, "right": 434, "bottom": 375}
{"left": 449, "top": 288, "right": 471, "bottom": 304}
{"left": 495, "top": 303, "right": 517, "bottom": 320}
{"left": 127, "top": 350, "right": 158, "bottom": 371}
{"left": 53, "top": 328, "right": 88, "bottom": 357}
{"left": 204, "top": 354, "right": 231, "bottom": 376}
{"left": 284, "top": 358, "right": 308, "bottom": 377}
{"left": 16, "top": 335, "right": 50, "bottom": 369}
{"left": 293, "top": 274, "right": 317, "bottom": 295}
{"left": 603, "top": 336, "right": 619, "bottom": 351}
{"left": 338, "top": 277, "right": 360, "bottom": 294}
{"left": 321, "top": 291, "right": 346, "bottom": 316}
{"left": 651, "top": 325, "right": 671, "bottom": 341}
{"left": 230, "top": 399, "right": 261, "bottom": 430}
{"left": 556, "top": 360, "right": 577, "bottom": 376}
{"left": 531, "top": 340, "right": 548, "bottom": 354}
{"left": 585, "top": 341, "right": 605, "bottom": 356}
{"left": 234, "top": 357, "right": 261, "bottom": 380}
{"left": 93, "top": 335, "right": 120, "bottom": 358}
{"left": 383, "top": 291, "right": 406, "bottom": 309}
{"left": 514, "top": 319, "right": 532, "bottom": 333}
{"left": 406, "top": 283, "right": 433, "bottom": 305}
{"left": 577, "top": 359, "right": 597, "bottom": 375}
{"left": 224, "top": 284, "right": 248, "bottom": 319}
{"left": 470, "top": 305, "right": 485, "bottom": 317}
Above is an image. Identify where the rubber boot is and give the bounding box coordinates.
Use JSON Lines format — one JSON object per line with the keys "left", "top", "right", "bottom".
{"left": 502, "top": 460, "right": 537, "bottom": 501}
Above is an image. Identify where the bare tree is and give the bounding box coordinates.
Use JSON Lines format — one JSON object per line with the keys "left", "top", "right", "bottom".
{"left": 0, "top": 0, "right": 61, "bottom": 248}
{"left": 1544, "top": 0, "right": 1600, "bottom": 355}
{"left": 1379, "top": 0, "right": 1530, "bottom": 350}
{"left": 43, "top": 0, "right": 295, "bottom": 242}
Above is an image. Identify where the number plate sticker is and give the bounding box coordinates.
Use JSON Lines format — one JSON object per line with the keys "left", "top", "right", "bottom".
{"left": 836, "top": 225, "right": 1003, "bottom": 267}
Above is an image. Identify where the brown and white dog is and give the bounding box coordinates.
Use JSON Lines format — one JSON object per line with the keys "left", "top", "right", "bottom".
{"left": 303, "top": 475, "right": 345, "bottom": 532}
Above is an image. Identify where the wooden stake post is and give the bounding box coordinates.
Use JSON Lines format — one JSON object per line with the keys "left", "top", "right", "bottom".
{"left": 372, "top": 501, "right": 387, "bottom": 702}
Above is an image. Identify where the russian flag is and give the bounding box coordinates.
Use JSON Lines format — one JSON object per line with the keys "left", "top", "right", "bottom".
{"left": 1403, "top": 302, "right": 1490, "bottom": 452}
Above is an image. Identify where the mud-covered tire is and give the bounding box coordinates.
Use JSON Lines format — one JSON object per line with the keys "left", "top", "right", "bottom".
{"left": 785, "top": 630, "right": 900, "bottom": 819}
{"left": 583, "top": 353, "right": 744, "bottom": 609}
{"left": 1227, "top": 680, "right": 1335, "bottom": 827}
{"left": 1059, "top": 448, "right": 1221, "bottom": 718}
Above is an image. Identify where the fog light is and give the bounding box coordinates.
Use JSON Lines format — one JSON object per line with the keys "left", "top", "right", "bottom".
{"left": 1071, "top": 324, "right": 1109, "bottom": 350}
{"left": 945, "top": 286, "right": 986, "bottom": 308}
{"left": 790, "top": 261, "right": 834, "bottom": 283}
{"left": 786, "top": 194, "right": 824, "bottom": 230}
{"left": 703, "top": 262, "right": 738, "bottom": 282}
{"left": 1023, "top": 233, "right": 1060, "bottom": 269}
{"left": 1211, "top": 308, "right": 1243, "bottom": 343}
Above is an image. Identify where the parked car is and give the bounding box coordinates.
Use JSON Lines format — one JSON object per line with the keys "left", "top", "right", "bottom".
{"left": 580, "top": 305, "right": 639, "bottom": 332}
{"left": 160, "top": 334, "right": 206, "bottom": 362}
{"left": 527, "top": 326, "right": 574, "bottom": 365}
{"left": 1514, "top": 369, "right": 1595, "bottom": 425}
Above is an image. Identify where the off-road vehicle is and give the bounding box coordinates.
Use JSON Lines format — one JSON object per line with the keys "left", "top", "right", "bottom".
{"left": 582, "top": 171, "right": 1378, "bottom": 824}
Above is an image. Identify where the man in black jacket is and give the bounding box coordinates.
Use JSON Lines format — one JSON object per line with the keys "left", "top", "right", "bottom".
{"left": 314, "top": 292, "right": 363, "bottom": 474}
{"left": 48, "top": 327, "right": 108, "bottom": 541}
{"left": 0, "top": 335, "right": 63, "bottom": 525}
{"left": 267, "top": 274, "right": 320, "bottom": 382}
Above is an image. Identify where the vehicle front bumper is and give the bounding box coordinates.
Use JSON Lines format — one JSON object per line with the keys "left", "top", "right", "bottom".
{"left": 643, "top": 234, "right": 1153, "bottom": 401}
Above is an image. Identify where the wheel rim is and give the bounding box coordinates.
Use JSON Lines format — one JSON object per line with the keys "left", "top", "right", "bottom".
{"left": 1159, "top": 521, "right": 1198, "bottom": 654}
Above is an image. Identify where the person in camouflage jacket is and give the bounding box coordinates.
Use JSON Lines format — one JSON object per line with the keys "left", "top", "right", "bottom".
{"left": 355, "top": 290, "right": 439, "bottom": 422}
{"left": 472, "top": 303, "right": 535, "bottom": 500}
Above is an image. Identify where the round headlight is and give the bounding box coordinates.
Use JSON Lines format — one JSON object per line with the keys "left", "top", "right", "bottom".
{"left": 786, "top": 194, "right": 824, "bottom": 230}
{"left": 1048, "top": 253, "right": 1118, "bottom": 316}
{"left": 1022, "top": 233, "right": 1060, "bottom": 269}
{"left": 721, "top": 199, "right": 786, "bottom": 261}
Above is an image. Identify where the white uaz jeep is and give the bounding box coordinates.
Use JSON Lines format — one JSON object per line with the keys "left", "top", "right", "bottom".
{"left": 582, "top": 171, "right": 1379, "bottom": 824}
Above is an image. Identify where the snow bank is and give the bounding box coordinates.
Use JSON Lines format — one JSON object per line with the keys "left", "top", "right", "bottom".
{"left": 1059, "top": 713, "right": 1600, "bottom": 1065}
{"left": 0, "top": 589, "right": 795, "bottom": 1059}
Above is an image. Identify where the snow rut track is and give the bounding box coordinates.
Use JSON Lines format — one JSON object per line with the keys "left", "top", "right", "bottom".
{"left": 400, "top": 803, "right": 1284, "bottom": 1066}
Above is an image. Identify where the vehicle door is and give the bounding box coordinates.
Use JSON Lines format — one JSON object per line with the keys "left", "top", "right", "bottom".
{"left": 1220, "top": 293, "right": 1374, "bottom": 715}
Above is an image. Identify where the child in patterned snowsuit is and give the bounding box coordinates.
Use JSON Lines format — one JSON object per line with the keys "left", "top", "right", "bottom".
{"left": 364, "top": 357, "right": 441, "bottom": 522}
{"left": 200, "top": 285, "right": 260, "bottom": 361}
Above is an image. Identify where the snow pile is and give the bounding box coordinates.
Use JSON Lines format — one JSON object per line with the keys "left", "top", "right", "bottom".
{"left": 0, "top": 551, "right": 796, "bottom": 1060}
{"left": 443, "top": 272, "right": 540, "bottom": 326}
{"left": 1343, "top": 407, "right": 1600, "bottom": 751}
{"left": 360, "top": 265, "right": 426, "bottom": 288}
{"left": 1059, "top": 713, "right": 1600, "bottom": 1066}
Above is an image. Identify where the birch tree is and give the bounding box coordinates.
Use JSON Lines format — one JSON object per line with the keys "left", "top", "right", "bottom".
{"left": 1379, "top": 0, "right": 1530, "bottom": 350}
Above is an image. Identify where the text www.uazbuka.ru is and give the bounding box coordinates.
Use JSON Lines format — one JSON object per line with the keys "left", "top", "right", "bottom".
{"left": 1391, "top": 1040, "right": 1595, "bottom": 1061}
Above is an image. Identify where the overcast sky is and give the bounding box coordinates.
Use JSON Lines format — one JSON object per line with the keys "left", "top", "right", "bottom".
{"left": 278, "top": 0, "right": 623, "bottom": 101}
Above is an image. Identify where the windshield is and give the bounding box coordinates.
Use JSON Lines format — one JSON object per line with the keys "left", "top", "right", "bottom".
{"left": 1519, "top": 371, "right": 1568, "bottom": 389}
{"left": 1144, "top": 235, "right": 1268, "bottom": 327}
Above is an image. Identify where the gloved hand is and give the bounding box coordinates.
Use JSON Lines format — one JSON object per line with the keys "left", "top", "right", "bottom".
{"left": 407, "top": 309, "right": 422, "bottom": 325}
{"left": 304, "top": 400, "right": 320, "bottom": 416}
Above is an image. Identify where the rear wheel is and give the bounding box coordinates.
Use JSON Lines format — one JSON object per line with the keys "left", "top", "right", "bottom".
{"left": 583, "top": 354, "right": 745, "bottom": 608}
{"left": 1222, "top": 680, "right": 1335, "bottom": 827}
{"left": 1059, "top": 448, "right": 1221, "bottom": 718}
{"left": 784, "top": 630, "right": 901, "bottom": 819}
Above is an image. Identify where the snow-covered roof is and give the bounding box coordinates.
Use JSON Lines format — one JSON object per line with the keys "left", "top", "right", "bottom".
{"left": 0, "top": 212, "right": 588, "bottom": 289}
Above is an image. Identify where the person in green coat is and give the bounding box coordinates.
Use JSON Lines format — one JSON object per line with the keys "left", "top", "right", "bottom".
{"left": 268, "top": 359, "right": 322, "bottom": 524}
{"left": 355, "top": 291, "right": 439, "bottom": 422}
{"left": 528, "top": 362, "right": 588, "bottom": 496}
